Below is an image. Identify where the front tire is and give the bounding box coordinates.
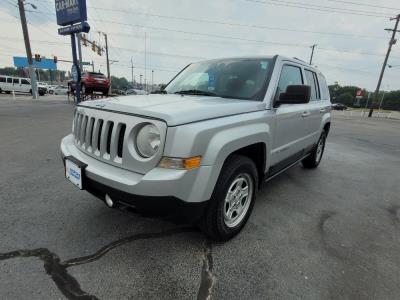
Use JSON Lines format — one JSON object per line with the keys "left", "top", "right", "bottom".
{"left": 302, "top": 130, "right": 327, "bottom": 169}
{"left": 200, "top": 155, "right": 258, "bottom": 241}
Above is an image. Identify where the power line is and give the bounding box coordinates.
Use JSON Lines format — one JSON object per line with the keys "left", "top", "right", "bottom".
{"left": 326, "top": 0, "right": 400, "bottom": 11}
{"left": 89, "top": 7, "right": 387, "bottom": 40}
{"left": 89, "top": 20, "right": 400, "bottom": 59}
{"left": 35, "top": 0, "right": 392, "bottom": 18}
{"left": 244, "top": 0, "right": 392, "bottom": 18}
{"left": 31, "top": 0, "right": 386, "bottom": 39}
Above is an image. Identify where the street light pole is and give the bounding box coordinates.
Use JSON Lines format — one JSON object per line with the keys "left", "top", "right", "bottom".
{"left": 17, "top": 0, "right": 38, "bottom": 99}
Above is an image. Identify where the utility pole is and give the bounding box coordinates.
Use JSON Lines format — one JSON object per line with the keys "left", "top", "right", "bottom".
{"left": 18, "top": 0, "right": 38, "bottom": 99}
{"left": 140, "top": 74, "right": 143, "bottom": 87}
{"left": 152, "top": 70, "right": 155, "bottom": 92}
{"left": 103, "top": 33, "right": 111, "bottom": 94}
{"left": 92, "top": 60, "right": 94, "bottom": 72}
{"left": 369, "top": 14, "right": 400, "bottom": 117}
{"left": 77, "top": 33, "right": 83, "bottom": 72}
{"left": 309, "top": 44, "right": 317, "bottom": 65}
{"left": 144, "top": 32, "right": 147, "bottom": 92}
{"left": 131, "top": 57, "right": 135, "bottom": 89}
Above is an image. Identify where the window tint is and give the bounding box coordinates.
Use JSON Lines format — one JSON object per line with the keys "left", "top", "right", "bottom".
{"left": 277, "top": 65, "right": 303, "bottom": 96}
{"left": 7, "top": 78, "right": 12, "bottom": 83}
{"left": 305, "top": 70, "right": 319, "bottom": 101}
{"left": 88, "top": 72, "right": 106, "bottom": 79}
{"left": 0, "top": 77, "right": 5, "bottom": 83}
{"left": 21, "top": 79, "right": 30, "bottom": 85}
{"left": 13, "top": 78, "right": 19, "bottom": 84}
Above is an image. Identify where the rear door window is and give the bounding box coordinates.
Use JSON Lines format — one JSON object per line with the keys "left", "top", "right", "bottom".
{"left": 7, "top": 78, "right": 12, "bottom": 83}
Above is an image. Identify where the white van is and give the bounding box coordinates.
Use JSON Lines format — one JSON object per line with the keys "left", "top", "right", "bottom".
{"left": 0, "top": 75, "right": 42, "bottom": 95}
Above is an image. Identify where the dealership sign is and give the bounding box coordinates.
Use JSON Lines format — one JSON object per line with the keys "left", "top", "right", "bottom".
{"left": 58, "top": 22, "right": 90, "bottom": 35}
{"left": 55, "top": 0, "right": 87, "bottom": 26}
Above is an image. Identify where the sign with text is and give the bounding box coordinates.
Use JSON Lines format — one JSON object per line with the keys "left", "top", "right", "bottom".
{"left": 55, "top": 0, "right": 87, "bottom": 26}
{"left": 58, "top": 22, "right": 90, "bottom": 35}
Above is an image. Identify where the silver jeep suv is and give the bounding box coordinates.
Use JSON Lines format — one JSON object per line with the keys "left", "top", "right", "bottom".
{"left": 61, "top": 55, "right": 331, "bottom": 241}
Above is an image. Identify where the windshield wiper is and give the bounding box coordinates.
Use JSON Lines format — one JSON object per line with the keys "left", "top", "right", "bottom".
{"left": 151, "top": 90, "right": 167, "bottom": 94}
{"left": 174, "top": 89, "right": 216, "bottom": 96}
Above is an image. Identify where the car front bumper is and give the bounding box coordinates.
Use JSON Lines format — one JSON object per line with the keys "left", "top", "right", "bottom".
{"left": 61, "top": 134, "right": 218, "bottom": 208}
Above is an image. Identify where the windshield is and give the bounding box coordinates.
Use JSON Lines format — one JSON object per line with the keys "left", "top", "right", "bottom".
{"left": 165, "top": 58, "right": 272, "bottom": 100}
{"left": 88, "top": 72, "right": 106, "bottom": 79}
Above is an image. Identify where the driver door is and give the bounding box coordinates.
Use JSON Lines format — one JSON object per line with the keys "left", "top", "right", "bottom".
{"left": 270, "top": 64, "right": 310, "bottom": 167}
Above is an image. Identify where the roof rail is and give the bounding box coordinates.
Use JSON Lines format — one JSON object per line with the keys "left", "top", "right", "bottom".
{"left": 293, "top": 57, "right": 307, "bottom": 63}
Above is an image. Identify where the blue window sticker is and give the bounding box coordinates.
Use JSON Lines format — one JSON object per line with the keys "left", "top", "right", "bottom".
{"left": 260, "top": 61, "right": 268, "bottom": 70}
{"left": 208, "top": 73, "right": 216, "bottom": 91}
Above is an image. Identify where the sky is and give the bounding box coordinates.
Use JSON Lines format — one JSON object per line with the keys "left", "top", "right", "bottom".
{"left": 1, "top": 0, "right": 400, "bottom": 90}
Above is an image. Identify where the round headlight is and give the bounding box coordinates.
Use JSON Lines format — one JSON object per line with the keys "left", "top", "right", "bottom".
{"left": 136, "top": 124, "right": 161, "bottom": 158}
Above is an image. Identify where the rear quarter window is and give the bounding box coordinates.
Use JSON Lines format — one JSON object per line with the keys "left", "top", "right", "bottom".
{"left": 0, "top": 77, "right": 5, "bottom": 83}
{"left": 317, "top": 74, "right": 330, "bottom": 100}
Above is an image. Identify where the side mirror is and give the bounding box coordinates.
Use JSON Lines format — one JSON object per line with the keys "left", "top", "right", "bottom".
{"left": 277, "top": 85, "right": 311, "bottom": 105}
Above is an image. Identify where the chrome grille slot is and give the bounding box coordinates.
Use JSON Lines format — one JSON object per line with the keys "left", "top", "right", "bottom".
{"left": 80, "top": 116, "right": 88, "bottom": 145}
{"left": 97, "top": 119, "right": 104, "bottom": 152}
{"left": 106, "top": 122, "right": 114, "bottom": 155}
{"left": 117, "top": 124, "right": 126, "bottom": 158}
{"left": 76, "top": 113, "right": 83, "bottom": 141}
{"left": 85, "top": 117, "right": 95, "bottom": 151}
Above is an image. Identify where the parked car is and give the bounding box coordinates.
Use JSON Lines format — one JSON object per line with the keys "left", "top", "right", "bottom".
{"left": 38, "top": 82, "right": 48, "bottom": 94}
{"left": 0, "top": 75, "right": 45, "bottom": 96}
{"left": 61, "top": 55, "right": 332, "bottom": 241}
{"left": 68, "top": 72, "right": 110, "bottom": 96}
{"left": 48, "top": 85, "right": 57, "bottom": 94}
{"left": 53, "top": 85, "right": 69, "bottom": 95}
{"left": 331, "top": 103, "right": 348, "bottom": 110}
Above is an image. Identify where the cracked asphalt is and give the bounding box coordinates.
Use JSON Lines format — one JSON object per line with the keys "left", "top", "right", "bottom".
{"left": 1, "top": 98, "right": 399, "bottom": 299}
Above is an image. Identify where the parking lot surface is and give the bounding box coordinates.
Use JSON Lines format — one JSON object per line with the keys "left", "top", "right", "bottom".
{"left": 1, "top": 99, "right": 399, "bottom": 299}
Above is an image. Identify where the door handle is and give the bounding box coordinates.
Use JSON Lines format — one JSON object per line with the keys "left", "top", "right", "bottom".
{"left": 320, "top": 108, "right": 326, "bottom": 113}
{"left": 301, "top": 111, "right": 311, "bottom": 117}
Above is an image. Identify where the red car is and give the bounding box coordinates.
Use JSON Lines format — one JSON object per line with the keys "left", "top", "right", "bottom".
{"left": 69, "top": 72, "right": 110, "bottom": 96}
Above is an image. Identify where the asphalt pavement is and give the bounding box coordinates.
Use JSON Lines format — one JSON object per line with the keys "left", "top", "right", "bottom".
{"left": 0, "top": 98, "right": 399, "bottom": 299}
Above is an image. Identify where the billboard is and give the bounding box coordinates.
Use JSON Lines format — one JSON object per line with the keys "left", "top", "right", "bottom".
{"left": 13, "top": 57, "right": 57, "bottom": 70}
{"left": 55, "top": 0, "right": 87, "bottom": 26}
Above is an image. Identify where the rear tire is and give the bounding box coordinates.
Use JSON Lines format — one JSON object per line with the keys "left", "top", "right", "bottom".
{"left": 200, "top": 154, "right": 258, "bottom": 241}
{"left": 302, "top": 131, "right": 327, "bottom": 169}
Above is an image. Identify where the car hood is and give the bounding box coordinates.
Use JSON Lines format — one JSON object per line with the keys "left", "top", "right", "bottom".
{"left": 79, "top": 94, "right": 265, "bottom": 126}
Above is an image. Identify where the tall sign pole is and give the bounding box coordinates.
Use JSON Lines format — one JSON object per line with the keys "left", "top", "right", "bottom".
{"left": 55, "top": 0, "right": 89, "bottom": 104}
{"left": 368, "top": 15, "right": 400, "bottom": 117}
{"left": 70, "top": 34, "right": 81, "bottom": 103}
{"left": 77, "top": 33, "right": 83, "bottom": 72}
{"left": 18, "top": 0, "right": 38, "bottom": 99}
